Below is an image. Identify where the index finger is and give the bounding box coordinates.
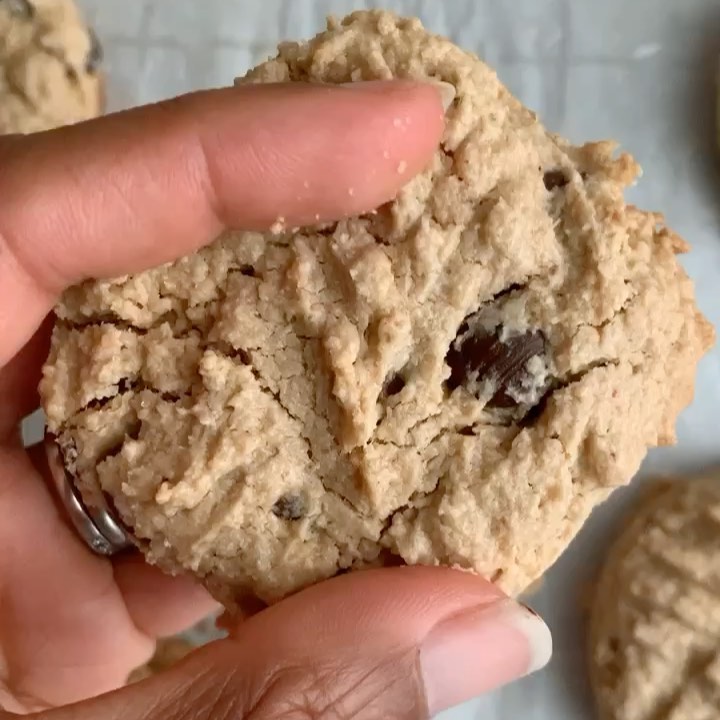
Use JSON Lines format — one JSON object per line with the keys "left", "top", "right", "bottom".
{"left": 0, "top": 80, "right": 445, "bottom": 367}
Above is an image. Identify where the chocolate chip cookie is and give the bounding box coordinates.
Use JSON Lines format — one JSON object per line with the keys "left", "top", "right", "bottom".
{"left": 590, "top": 476, "right": 720, "bottom": 720}
{"left": 0, "top": 0, "right": 103, "bottom": 134}
{"left": 40, "top": 11, "right": 714, "bottom": 609}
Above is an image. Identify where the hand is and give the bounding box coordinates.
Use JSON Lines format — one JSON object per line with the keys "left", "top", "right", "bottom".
{"left": 0, "top": 80, "right": 551, "bottom": 719}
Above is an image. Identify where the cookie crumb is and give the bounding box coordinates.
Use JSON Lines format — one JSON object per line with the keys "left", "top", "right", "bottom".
{"left": 270, "top": 216, "right": 286, "bottom": 235}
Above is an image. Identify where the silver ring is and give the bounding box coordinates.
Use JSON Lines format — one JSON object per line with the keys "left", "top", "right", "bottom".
{"left": 45, "top": 436, "right": 134, "bottom": 556}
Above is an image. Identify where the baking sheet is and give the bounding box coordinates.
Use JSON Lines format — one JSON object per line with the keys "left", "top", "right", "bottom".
{"left": 55, "top": 1, "right": 720, "bottom": 717}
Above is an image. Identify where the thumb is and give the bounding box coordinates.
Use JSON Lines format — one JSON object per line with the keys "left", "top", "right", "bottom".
{"left": 34, "top": 567, "right": 552, "bottom": 720}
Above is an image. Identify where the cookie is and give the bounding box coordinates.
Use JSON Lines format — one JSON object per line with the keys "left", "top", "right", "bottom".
{"left": 40, "top": 11, "right": 714, "bottom": 609}
{"left": 0, "top": 0, "right": 103, "bottom": 134}
{"left": 590, "top": 476, "right": 720, "bottom": 720}
{"left": 127, "top": 637, "right": 194, "bottom": 683}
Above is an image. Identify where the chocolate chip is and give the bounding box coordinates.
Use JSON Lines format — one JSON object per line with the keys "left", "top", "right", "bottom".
{"left": 493, "top": 283, "right": 525, "bottom": 300}
{"left": 376, "top": 549, "right": 406, "bottom": 567}
{"left": 127, "top": 420, "right": 141, "bottom": 441}
{"left": 272, "top": 494, "right": 305, "bottom": 520}
{"left": 5, "top": 0, "right": 34, "bottom": 18}
{"left": 383, "top": 373, "right": 406, "bottom": 397}
{"left": 543, "top": 169, "right": 568, "bottom": 191}
{"left": 85, "top": 28, "right": 103, "bottom": 74}
{"left": 117, "top": 378, "right": 133, "bottom": 393}
{"left": 239, "top": 265, "right": 256, "bottom": 277}
{"left": 211, "top": 340, "right": 251, "bottom": 365}
{"left": 445, "top": 320, "right": 547, "bottom": 408}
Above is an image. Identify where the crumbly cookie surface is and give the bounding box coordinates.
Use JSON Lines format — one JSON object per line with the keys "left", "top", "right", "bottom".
{"left": 590, "top": 476, "right": 720, "bottom": 720}
{"left": 41, "top": 10, "right": 713, "bottom": 608}
{"left": 0, "top": 0, "right": 103, "bottom": 134}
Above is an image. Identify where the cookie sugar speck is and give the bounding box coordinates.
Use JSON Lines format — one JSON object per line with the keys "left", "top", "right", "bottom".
{"left": 41, "top": 10, "right": 714, "bottom": 609}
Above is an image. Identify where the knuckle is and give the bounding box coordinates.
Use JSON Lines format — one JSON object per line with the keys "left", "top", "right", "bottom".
{"left": 244, "top": 648, "right": 424, "bottom": 720}
{"left": 123, "top": 644, "right": 425, "bottom": 720}
{"left": 166, "top": 663, "right": 249, "bottom": 720}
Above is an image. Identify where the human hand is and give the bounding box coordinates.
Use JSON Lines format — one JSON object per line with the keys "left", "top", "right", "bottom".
{"left": 0, "top": 80, "right": 551, "bottom": 718}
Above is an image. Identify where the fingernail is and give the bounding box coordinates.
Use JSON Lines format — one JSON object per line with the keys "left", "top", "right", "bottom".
{"left": 428, "top": 80, "right": 456, "bottom": 112}
{"left": 419, "top": 599, "right": 552, "bottom": 716}
{"left": 338, "top": 79, "right": 456, "bottom": 112}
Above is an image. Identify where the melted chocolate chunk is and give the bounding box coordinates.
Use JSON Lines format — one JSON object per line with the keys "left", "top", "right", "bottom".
{"left": 239, "top": 265, "right": 256, "bottom": 277}
{"left": 543, "top": 169, "right": 568, "bottom": 191}
{"left": 272, "top": 494, "right": 305, "bottom": 520}
{"left": 5, "top": 0, "right": 34, "bottom": 18}
{"left": 211, "top": 340, "right": 251, "bottom": 365}
{"left": 85, "top": 28, "right": 103, "bottom": 74}
{"left": 446, "top": 321, "right": 546, "bottom": 408}
{"left": 383, "top": 373, "right": 406, "bottom": 398}
{"left": 117, "top": 377, "right": 133, "bottom": 393}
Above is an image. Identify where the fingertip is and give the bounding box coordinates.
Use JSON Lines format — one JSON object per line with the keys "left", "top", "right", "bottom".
{"left": 0, "top": 79, "right": 448, "bottom": 365}
{"left": 114, "top": 555, "right": 220, "bottom": 638}
{"left": 206, "top": 79, "right": 448, "bottom": 227}
{"left": 241, "top": 565, "right": 505, "bottom": 646}
{"left": 98, "top": 566, "right": 540, "bottom": 720}
{"left": 420, "top": 598, "right": 552, "bottom": 715}
{"left": 316, "top": 79, "right": 448, "bottom": 221}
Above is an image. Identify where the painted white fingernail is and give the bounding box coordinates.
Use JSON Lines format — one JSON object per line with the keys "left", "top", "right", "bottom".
{"left": 428, "top": 80, "right": 456, "bottom": 112}
{"left": 420, "top": 598, "right": 552, "bottom": 716}
{"left": 233, "top": 77, "right": 457, "bottom": 112}
{"left": 516, "top": 603, "right": 554, "bottom": 674}
{"left": 232, "top": 77, "right": 456, "bottom": 112}
{"left": 338, "top": 79, "right": 456, "bottom": 112}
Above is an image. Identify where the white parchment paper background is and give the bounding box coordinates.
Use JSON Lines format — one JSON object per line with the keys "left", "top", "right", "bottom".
{"left": 69, "top": 2, "right": 720, "bottom": 717}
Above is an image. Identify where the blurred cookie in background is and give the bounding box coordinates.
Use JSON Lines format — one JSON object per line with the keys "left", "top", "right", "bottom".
{"left": 589, "top": 474, "right": 720, "bottom": 720}
{"left": 0, "top": 0, "right": 104, "bottom": 134}
{"left": 127, "top": 637, "right": 195, "bottom": 683}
